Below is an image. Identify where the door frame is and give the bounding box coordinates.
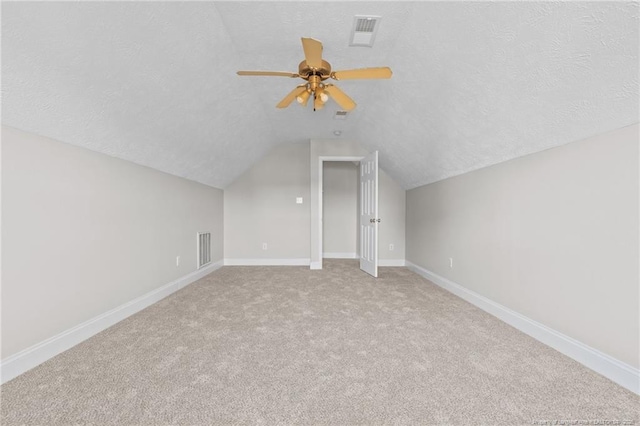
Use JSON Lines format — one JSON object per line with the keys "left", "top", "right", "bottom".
{"left": 314, "top": 156, "right": 364, "bottom": 270}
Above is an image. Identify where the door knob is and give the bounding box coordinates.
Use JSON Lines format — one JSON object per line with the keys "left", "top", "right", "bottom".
{"left": 377, "top": 219, "right": 381, "bottom": 223}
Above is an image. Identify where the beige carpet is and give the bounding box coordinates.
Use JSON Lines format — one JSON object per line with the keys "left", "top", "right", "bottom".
{"left": 2, "top": 260, "right": 638, "bottom": 425}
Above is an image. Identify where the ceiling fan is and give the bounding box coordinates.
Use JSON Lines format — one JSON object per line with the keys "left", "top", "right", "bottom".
{"left": 237, "top": 37, "right": 392, "bottom": 112}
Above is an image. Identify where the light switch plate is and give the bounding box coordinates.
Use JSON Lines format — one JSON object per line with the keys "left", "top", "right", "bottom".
{"left": 296, "top": 197, "right": 303, "bottom": 204}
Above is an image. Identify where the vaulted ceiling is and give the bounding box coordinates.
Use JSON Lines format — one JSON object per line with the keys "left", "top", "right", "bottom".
{"left": 2, "top": 2, "right": 638, "bottom": 189}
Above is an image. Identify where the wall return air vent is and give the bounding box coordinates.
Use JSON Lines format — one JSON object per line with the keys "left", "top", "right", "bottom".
{"left": 350, "top": 15, "right": 381, "bottom": 47}
{"left": 197, "top": 232, "right": 211, "bottom": 269}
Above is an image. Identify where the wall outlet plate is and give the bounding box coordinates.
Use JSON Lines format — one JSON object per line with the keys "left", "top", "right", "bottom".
{"left": 296, "top": 197, "right": 303, "bottom": 204}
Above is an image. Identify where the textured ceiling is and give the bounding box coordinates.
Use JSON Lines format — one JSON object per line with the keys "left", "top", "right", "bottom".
{"left": 2, "top": 2, "right": 638, "bottom": 189}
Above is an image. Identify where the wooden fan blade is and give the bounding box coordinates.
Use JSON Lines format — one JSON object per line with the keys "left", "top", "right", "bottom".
{"left": 301, "top": 37, "right": 323, "bottom": 68}
{"left": 324, "top": 85, "right": 356, "bottom": 111}
{"left": 237, "top": 71, "right": 299, "bottom": 78}
{"left": 331, "top": 67, "right": 392, "bottom": 80}
{"left": 276, "top": 85, "right": 307, "bottom": 108}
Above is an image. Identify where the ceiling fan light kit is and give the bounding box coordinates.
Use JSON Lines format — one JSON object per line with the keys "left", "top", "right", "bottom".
{"left": 296, "top": 90, "right": 311, "bottom": 105}
{"left": 237, "top": 37, "right": 392, "bottom": 111}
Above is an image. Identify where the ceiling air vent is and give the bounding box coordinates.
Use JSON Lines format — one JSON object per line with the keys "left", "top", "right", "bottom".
{"left": 350, "top": 15, "right": 381, "bottom": 47}
{"left": 334, "top": 111, "right": 349, "bottom": 120}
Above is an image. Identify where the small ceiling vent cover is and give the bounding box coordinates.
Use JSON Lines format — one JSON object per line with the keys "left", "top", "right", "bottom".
{"left": 334, "top": 111, "right": 349, "bottom": 119}
{"left": 350, "top": 15, "right": 381, "bottom": 47}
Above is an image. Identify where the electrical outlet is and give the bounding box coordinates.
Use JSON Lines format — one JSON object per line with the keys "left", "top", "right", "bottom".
{"left": 262, "top": 243, "right": 268, "bottom": 250}
{"left": 449, "top": 257, "right": 453, "bottom": 269}
{"left": 296, "top": 197, "right": 303, "bottom": 204}
{"left": 389, "top": 243, "right": 394, "bottom": 251}
{"left": 176, "top": 256, "right": 180, "bottom": 266}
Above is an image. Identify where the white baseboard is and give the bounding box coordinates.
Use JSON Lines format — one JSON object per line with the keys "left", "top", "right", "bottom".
{"left": 323, "top": 252, "right": 357, "bottom": 259}
{"left": 405, "top": 261, "right": 639, "bottom": 395}
{"left": 310, "top": 261, "right": 322, "bottom": 270}
{"left": 0, "top": 260, "right": 223, "bottom": 385}
{"left": 379, "top": 259, "right": 406, "bottom": 267}
{"left": 224, "top": 258, "right": 310, "bottom": 266}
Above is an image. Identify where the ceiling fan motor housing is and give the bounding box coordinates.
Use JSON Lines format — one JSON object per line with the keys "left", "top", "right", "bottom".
{"left": 298, "top": 60, "right": 332, "bottom": 80}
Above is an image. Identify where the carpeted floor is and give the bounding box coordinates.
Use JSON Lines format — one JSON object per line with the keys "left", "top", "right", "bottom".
{"left": 1, "top": 260, "right": 638, "bottom": 425}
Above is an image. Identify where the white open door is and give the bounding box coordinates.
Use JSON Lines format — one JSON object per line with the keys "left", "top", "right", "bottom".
{"left": 359, "top": 151, "right": 379, "bottom": 277}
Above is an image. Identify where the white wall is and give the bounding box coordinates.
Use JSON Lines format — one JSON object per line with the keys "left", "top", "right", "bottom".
{"left": 378, "top": 168, "right": 406, "bottom": 262}
{"left": 1, "top": 126, "right": 224, "bottom": 359}
{"left": 406, "top": 124, "right": 639, "bottom": 368}
{"left": 323, "top": 162, "right": 358, "bottom": 257}
{"left": 225, "top": 140, "right": 406, "bottom": 265}
{"left": 224, "top": 143, "right": 311, "bottom": 262}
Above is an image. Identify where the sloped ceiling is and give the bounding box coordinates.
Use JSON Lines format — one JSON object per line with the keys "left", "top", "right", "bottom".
{"left": 2, "top": 2, "right": 638, "bottom": 189}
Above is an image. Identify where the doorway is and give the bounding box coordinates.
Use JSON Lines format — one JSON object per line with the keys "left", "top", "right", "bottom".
{"left": 314, "top": 155, "right": 363, "bottom": 270}
{"left": 309, "top": 153, "right": 380, "bottom": 277}
{"left": 322, "top": 161, "right": 359, "bottom": 260}
{"left": 316, "top": 152, "right": 379, "bottom": 277}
